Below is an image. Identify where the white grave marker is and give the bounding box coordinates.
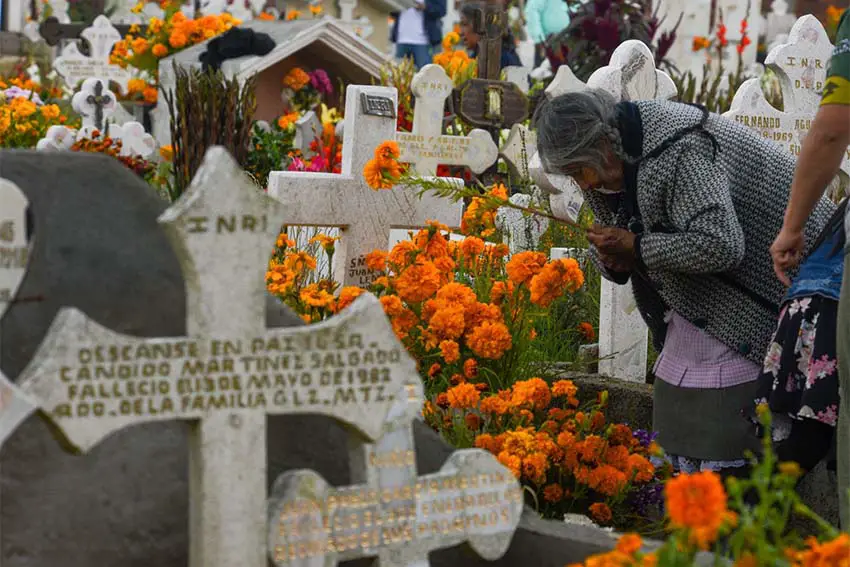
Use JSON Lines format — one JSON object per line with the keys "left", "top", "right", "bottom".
{"left": 725, "top": 15, "right": 850, "bottom": 181}
{"left": 53, "top": 16, "right": 132, "bottom": 94}
{"left": 269, "top": 85, "right": 464, "bottom": 288}
{"left": 396, "top": 64, "right": 498, "bottom": 177}
{"left": 500, "top": 123, "right": 536, "bottom": 181}
{"left": 17, "top": 148, "right": 420, "bottom": 567}
{"left": 533, "top": 40, "right": 677, "bottom": 383}
{"left": 495, "top": 188, "right": 550, "bottom": 254}
{"left": 294, "top": 111, "right": 323, "bottom": 159}
{"left": 71, "top": 78, "right": 117, "bottom": 132}
{"left": 268, "top": 449, "right": 523, "bottom": 566}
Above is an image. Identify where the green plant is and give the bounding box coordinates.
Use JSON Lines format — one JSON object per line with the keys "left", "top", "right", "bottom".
{"left": 244, "top": 122, "right": 297, "bottom": 189}
{"left": 162, "top": 63, "right": 257, "bottom": 200}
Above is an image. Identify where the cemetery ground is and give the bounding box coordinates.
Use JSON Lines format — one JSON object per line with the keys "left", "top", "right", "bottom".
{"left": 0, "top": 2, "right": 849, "bottom": 566}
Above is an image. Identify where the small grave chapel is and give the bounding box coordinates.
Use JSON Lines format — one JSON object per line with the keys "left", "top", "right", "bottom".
{"left": 152, "top": 18, "right": 389, "bottom": 145}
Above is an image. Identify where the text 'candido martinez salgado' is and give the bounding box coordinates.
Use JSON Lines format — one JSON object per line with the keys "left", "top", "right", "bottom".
{"left": 50, "top": 333, "right": 407, "bottom": 419}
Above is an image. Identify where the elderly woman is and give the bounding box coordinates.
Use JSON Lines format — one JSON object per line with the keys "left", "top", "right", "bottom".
{"left": 534, "top": 90, "right": 836, "bottom": 477}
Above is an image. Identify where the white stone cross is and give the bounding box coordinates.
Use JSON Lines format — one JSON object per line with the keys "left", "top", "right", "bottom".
{"left": 725, "top": 15, "right": 849, "bottom": 181}
{"left": 337, "top": 0, "right": 375, "bottom": 39}
{"left": 396, "top": 64, "right": 498, "bottom": 177}
{"left": 269, "top": 85, "right": 464, "bottom": 288}
{"left": 16, "top": 147, "right": 421, "bottom": 567}
{"left": 0, "top": 179, "right": 39, "bottom": 448}
{"left": 500, "top": 123, "right": 536, "bottom": 181}
{"left": 267, "top": 448, "right": 523, "bottom": 566}
{"left": 52, "top": 15, "right": 131, "bottom": 94}
{"left": 71, "top": 78, "right": 118, "bottom": 132}
{"left": 531, "top": 40, "right": 678, "bottom": 383}
{"left": 108, "top": 121, "right": 157, "bottom": 158}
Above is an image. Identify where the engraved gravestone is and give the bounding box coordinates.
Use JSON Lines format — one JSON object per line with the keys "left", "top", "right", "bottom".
{"left": 396, "top": 64, "right": 498, "bottom": 177}
{"left": 500, "top": 123, "right": 535, "bottom": 181}
{"left": 268, "top": 443, "right": 523, "bottom": 566}
{"left": 495, "top": 188, "right": 550, "bottom": 254}
{"left": 268, "top": 85, "right": 464, "bottom": 288}
{"left": 725, "top": 15, "right": 849, "bottom": 181}
{"left": 52, "top": 15, "right": 132, "bottom": 94}
{"left": 16, "top": 147, "right": 420, "bottom": 567}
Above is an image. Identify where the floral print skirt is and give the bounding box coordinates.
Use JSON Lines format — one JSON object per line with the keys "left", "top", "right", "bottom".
{"left": 752, "top": 295, "right": 840, "bottom": 434}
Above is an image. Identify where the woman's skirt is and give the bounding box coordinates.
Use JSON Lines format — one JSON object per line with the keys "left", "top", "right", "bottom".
{"left": 751, "top": 296, "right": 840, "bottom": 431}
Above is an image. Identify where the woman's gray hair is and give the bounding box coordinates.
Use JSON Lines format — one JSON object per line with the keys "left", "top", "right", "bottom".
{"left": 532, "top": 89, "right": 628, "bottom": 176}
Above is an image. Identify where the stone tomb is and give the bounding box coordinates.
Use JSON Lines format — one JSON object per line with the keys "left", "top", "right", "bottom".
{"left": 395, "top": 64, "right": 498, "bottom": 177}
{"left": 15, "top": 147, "right": 421, "bottom": 567}
{"left": 269, "top": 85, "right": 463, "bottom": 288}
{"left": 153, "top": 19, "right": 389, "bottom": 146}
{"left": 725, "top": 15, "right": 849, "bottom": 183}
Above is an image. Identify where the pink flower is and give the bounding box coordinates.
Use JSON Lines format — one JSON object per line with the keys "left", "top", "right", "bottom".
{"left": 287, "top": 157, "right": 306, "bottom": 171}
{"left": 807, "top": 355, "right": 837, "bottom": 388}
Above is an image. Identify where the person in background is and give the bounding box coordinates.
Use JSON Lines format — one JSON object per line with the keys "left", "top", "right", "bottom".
{"left": 770, "top": 8, "right": 850, "bottom": 527}
{"left": 524, "top": 0, "right": 570, "bottom": 68}
{"left": 459, "top": 2, "right": 522, "bottom": 69}
{"left": 533, "top": 89, "right": 835, "bottom": 481}
{"left": 390, "top": 0, "right": 447, "bottom": 69}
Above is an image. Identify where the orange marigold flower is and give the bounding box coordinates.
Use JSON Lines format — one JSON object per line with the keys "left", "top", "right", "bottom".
{"left": 277, "top": 111, "right": 300, "bottom": 130}
{"left": 434, "top": 255, "right": 456, "bottom": 274}
{"left": 464, "top": 413, "right": 481, "bottom": 431}
{"left": 436, "top": 392, "right": 449, "bottom": 408}
{"left": 158, "top": 144, "right": 173, "bottom": 162}
{"left": 395, "top": 259, "right": 441, "bottom": 303}
{"left": 380, "top": 294, "right": 404, "bottom": 317}
{"left": 608, "top": 424, "right": 634, "bottom": 446}
{"left": 335, "top": 286, "right": 364, "bottom": 312}
{"left": 522, "top": 452, "right": 549, "bottom": 484}
{"left": 616, "top": 533, "right": 643, "bottom": 555}
{"left": 363, "top": 158, "right": 401, "bottom": 189}
{"left": 734, "top": 553, "right": 757, "bottom": 567}
{"left": 604, "top": 445, "right": 631, "bottom": 471}
{"left": 284, "top": 250, "right": 318, "bottom": 273}
{"left": 579, "top": 434, "right": 606, "bottom": 463}
{"left": 449, "top": 373, "right": 464, "bottom": 386}
{"left": 464, "top": 302, "right": 502, "bottom": 331}
{"left": 286, "top": 9, "right": 302, "bottom": 19}
{"left": 439, "top": 339, "right": 460, "bottom": 363}
{"left": 589, "top": 465, "right": 628, "bottom": 496}
{"left": 459, "top": 236, "right": 485, "bottom": 258}
{"left": 127, "top": 77, "right": 146, "bottom": 93}
{"left": 427, "top": 363, "right": 441, "bottom": 378}
{"left": 664, "top": 471, "right": 731, "bottom": 549}
{"left": 414, "top": 227, "right": 450, "bottom": 259}
{"left": 388, "top": 240, "right": 417, "bottom": 269}
{"left": 480, "top": 394, "right": 510, "bottom": 415}
{"left": 552, "top": 380, "right": 578, "bottom": 398}
{"left": 366, "top": 249, "right": 388, "bottom": 271}
{"left": 543, "top": 483, "right": 564, "bottom": 503}
{"left": 510, "top": 377, "right": 552, "bottom": 411}
{"left": 463, "top": 358, "right": 478, "bottom": 379}
{"left": 446, "top": 382, "right": 480, "bottom": 409}
{"left": 300, "top": 283, "right": 335, "bottom": 308}
{"left": 505, "top": 251, "right": 548, "bottom": 285}
{"left": 498, "top": 452, "right": 522, "bottom": 478}
{"left": 627, "top": 454, "right": 655, "bottom": 483}
{"left": 151, "top": 43, "right": 168, "bottom": 57}
{"left": 589, "top": 502, "right": 613, "bottom": 524}
{"left": 168, "top": 30, "right": 188, "bottom": 48}
{"left": 374, "top": 140, "right": 400, "bottom": 165}
{"left": 142, "top": 87, "right": 158, "bottom": 103}
{"left": 692, "top": 36, "right": 711, "bottom": 51}
{"left": 489, "top": 280, "right": 513, "bottom": 305}
{"left": 257, "top": 11, "right": 275, "bottom": 20}
{"left": 282, "top": 67, "right": 310, "bottom": 91}
{"left": 467, "top": 320, "right": 512, "bottom": 359}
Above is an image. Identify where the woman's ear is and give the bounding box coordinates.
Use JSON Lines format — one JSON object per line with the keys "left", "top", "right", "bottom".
{"left": 580, "top": 167, "right": 599, "bottom": 186}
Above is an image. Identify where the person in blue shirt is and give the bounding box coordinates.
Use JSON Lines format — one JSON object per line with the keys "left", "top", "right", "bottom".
{"left": 459, "top": 2, "right": 522, "bottom": 69}
{"left": 524, "top": 0, "right": 570, "bottom": 67}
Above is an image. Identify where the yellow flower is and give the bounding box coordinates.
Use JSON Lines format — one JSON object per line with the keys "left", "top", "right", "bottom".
{"left": 300, "top": 283, "right": 334, "bottom": 308}
{"left": 309, "top": 233, "right": 340, "bottom": 252}
{"left": 159, "top": 144, "right": 173, "bottom": 161}
{"left": 128, "top": 78, "right": 146, "bottom": 93}
{"left": 277, "top": 111, "right": 300, "bottom": 130}
{"left": 39, "top": 104, "right": 60, "bottom": 120}
{"left": 309, "top": 4, "right": 323, "bottom": 15}
{"left": 130, "top": 1, "right": 144, "bottom": 13}
{"left": 778, "top": 461, "right": 802, "bottom": 479}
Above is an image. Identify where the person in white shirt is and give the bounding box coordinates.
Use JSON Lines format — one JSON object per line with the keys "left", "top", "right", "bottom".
{"left": 390, "top": 0, "right": 447, "bottom": 69}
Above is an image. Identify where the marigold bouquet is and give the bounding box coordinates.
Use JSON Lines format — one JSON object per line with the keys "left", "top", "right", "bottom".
{"left": 0, "top": 91, "right": 74, "bottom": 148}
{"left": 281, "top": 67, "right": 334, "bottom": 113}
{"left": 426, "top": 378, "right": 665, "bottom": 527}
{"left": 110, "top": 2, "right": 241, "bottom": 102}
{"left": 432, "top": 31, "right": 476, "bottom": 86}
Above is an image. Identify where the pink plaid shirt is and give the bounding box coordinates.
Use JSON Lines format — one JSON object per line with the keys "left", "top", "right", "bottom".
{"left": 654, "top": 312, "right": 760, "bottom": 389}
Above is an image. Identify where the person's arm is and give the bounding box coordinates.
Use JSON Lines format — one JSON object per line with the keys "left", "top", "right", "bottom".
{"left": 524, "top": 0, "right": 546, "bottom": 45}
{"left": 582, "top": 189, "right": 631, "bottom": 284}
{"left": 771, "top": 11, "right": 850, "bottom": 284}
{"left": 781, "top": 106, "right": 850, "bottom": 234}
{"left": 635, "top": 138, "right": 746, "bottom": 274}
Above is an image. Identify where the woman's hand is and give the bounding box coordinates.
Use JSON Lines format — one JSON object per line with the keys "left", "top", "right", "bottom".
{"left": 587, "top": 225, "right": 636, "bottom": 272}
{"left": 770, "top": 227, "right": 805, "bottom": 287}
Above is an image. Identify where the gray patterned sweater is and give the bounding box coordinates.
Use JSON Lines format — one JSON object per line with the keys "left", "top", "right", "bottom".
{"left": 584, "top": 100, "right": 836, "bottom": 366}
